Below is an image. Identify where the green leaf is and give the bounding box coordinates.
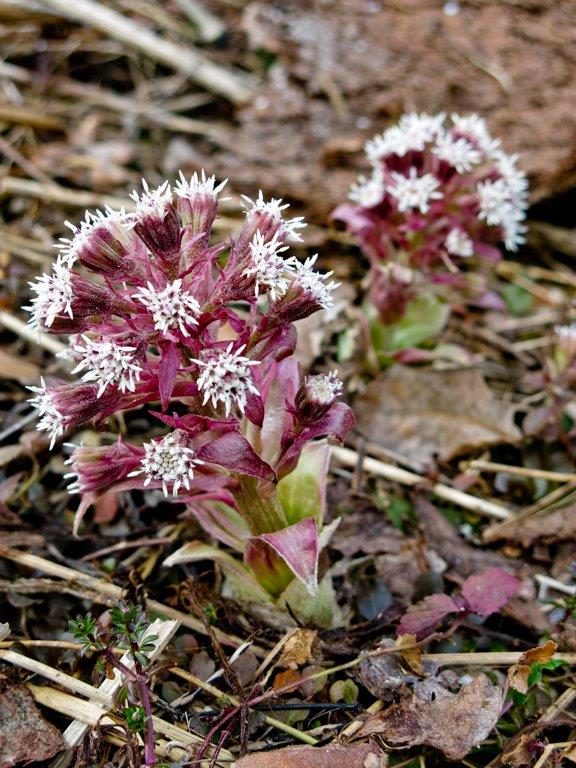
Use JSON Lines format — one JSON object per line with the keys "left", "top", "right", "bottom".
{"left": 277, "top": 441, "right": 329, "bottom": 526}
{"left": 527, "top": 658, "right": 567, "bottom": 687}
{"left": 501, "top": 283, "right": 534, "bottom": 317}
{"left": 368, "top": 293, "right": 450, "bottom": 363}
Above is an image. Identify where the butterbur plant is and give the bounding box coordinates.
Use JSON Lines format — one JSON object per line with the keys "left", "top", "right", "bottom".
{"left": 69, "top": 602, "right": 159, "bottom": 767}
{"left": 333, "top": 113, "right": 529, "bottom": 356}
{"left": 25, "top": 172, "right": 354, "bottom": 624}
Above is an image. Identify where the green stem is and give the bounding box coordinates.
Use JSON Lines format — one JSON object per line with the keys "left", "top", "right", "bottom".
{"left": 234, "top": 475, "right": 287, "bottom": 535}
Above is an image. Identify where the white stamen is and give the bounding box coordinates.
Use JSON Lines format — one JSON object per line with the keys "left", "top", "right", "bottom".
{"left": 70, "top": 335, "right": 142, "bottom": 397}
{"left": 389, "top": 168, "right": 443, "bottom": 214}
{"left": 133, "top": 279, "right": 200, "bottom": 336}
{"left": 244, "top": 231, "right": 291, "bottom": 300}
{"left": 128, "top": 431, "right": 203, "bottom": 497}
{"left": 192, "top": 343, "right": 260, "bottom": 416}
{"left": 24, "top": 262, "right": 74, "bottom": 329}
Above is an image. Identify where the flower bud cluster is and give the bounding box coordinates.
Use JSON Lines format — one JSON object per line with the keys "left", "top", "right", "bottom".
{"left": 334, "top": 113, "right": 528, "bottom": 322}
{"left": 25, "top": 172, "right": 352, "bottom": 516}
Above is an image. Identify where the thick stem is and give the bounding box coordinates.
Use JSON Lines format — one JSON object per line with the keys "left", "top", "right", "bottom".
{"left": 234, "top": 475, "right": 287, "bottom": 535}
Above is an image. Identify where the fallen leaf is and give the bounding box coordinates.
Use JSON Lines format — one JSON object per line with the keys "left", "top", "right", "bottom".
{"left": 508, "top": 640, "right": 558, "bottom": 694}
{"left": 397, "top": 593, "right": 463, "bottom": 639}
{"left": 357, "top": 639, "right": 437, "bottom": 702}
{"left": 354, "top": 674, "right": 504, "bottom": 760}
{"left": 395, "top": 634, "right": 423, "bottom": 675}
{"left": 518, "top": 639, "right": 558, "bottom": 667}
{"left": 278, "top": 629, "right": 318, "bottom": 669}
{"left": 461, "top": 567, "right": 521, "bottom": 617}
{"left": 355, "top": 366, "right": 521, "bottom": 465}
{"left": 233, "top": 740, "right": 387, "bottom": 768}
{"left": 0, "top": 683, "right": 65, "bottom": 767}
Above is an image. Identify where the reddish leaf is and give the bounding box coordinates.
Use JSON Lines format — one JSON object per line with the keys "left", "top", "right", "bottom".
{"left": 461, "top": 567, "right": 521, "bottom": 617}
{"left": 197, "top": 431, "right": 276, "bottom": 482}
{"left": 277, "top": 402, "right": 355, "bottom": 477}
{"left": 398, "top": 593, "right": 463, "bottom": 639}
{"left": 245, "top": 517, "right": 319, "bottom": 596}
{"left": 233, "top": 740, "right": 387, "bottom": 768}
{"left": 158, "top": 342, "right": 181, "bottom": 410}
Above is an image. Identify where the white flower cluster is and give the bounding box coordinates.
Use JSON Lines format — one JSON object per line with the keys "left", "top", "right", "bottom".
{"left": 174, "top": 169, "right": 228, "bottom": 201}
{"left": 193, "top": 343, "right": 261, "bottom": 415}
{"left": 389, "top": 168, "right": 443, "bottom": 214}
{"left": 291, "top": 254, "right": 339, "bottom": 312}
{"left": 128, "top": 431, "right": 203, "bottom": 497}
{"left": 242, "top": 190, "right": 307, "bottom": 242}
{"left": 70, "top": 336, "right": 143, "bottom": 397}
{"left": 25, "top": 261, "right": 74, "bottom": 330}
{"left": 128, "top": 179, "right": 173, "bottom": 224}
{"left": 305, "top": 371, "right": 343, "bottom": 405}
{"left": 133, "top": 279, "right": 200, "bottom": 336}
{"left": 349, "top": 112, "right": 528, "bottom": 252}
{"left": 244, "top": 231, "right": 291, "bottom": 301}
{"left": 445, "top": 228, "right": 474, "bottom": 258}
{"left": 56, "top": 207, "right": 128, "bottom": 267}
{"left": 27, "top": 379, "right": 65, "bottom": 449}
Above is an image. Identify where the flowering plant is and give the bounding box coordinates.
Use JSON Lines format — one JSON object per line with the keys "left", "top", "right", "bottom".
{"left": 333, "top": 113, "right": 529, "bottom": 354}
{"left": 26, "top": 173, "right": 354, "bottom": 622}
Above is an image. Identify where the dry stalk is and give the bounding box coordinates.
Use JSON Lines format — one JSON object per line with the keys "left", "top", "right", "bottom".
{"left": 36, "top": 0, "right": 255, "bottom": 103}
{"left": 332, "top": 445, "right": 511, "bottom": 520}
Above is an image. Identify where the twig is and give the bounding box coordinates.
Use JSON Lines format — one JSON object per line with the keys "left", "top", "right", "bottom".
{"left": 540, "top": 687, "right": 576, "bottom": 722}
{"left": 0, "top": 311, "right": 66, "bottom": 354}
{"left": 28, "top": 685, "right": 234, "bottom": 765}
{"left": 0, "top": 548, "right": 265, "bottom": 655}
{"left": 171, "top": 0, "right": 226, "bottom": 42}
{"left": 466, "top": 459, "right": 576, "bottom": 484}
{"left": 534, "top": 574, "right": 576, "bottom": 599}
{"left": 170, "top": 667, "right": 319, "bottom": 746}
{"left": 36, "top": 0, "right": 255, "bottom": 103}
{"left": 332, "top": 445, "right": 511, "bottom": 520}
{"left": 0, "top": 647, "right": 115, "bottom": 706}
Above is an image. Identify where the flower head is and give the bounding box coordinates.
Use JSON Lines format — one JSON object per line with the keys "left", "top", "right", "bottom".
{"left": 174, "top": 169, "right": 228, "bottom": 201}
{"left": 242, "top": 191, "right": 306, "bottom": 242}
{"left": 304, "top": 371, "right": 343, "bottom": 405}
{"left": 56, "top": 208, "right": 128, "bottom": 267}
{"left": 128, "top": 179, "right": 172, "bottom": 223}
{"left": 25, "top": 262, "right": 73, "bottom": 329}
{"left": 133, "top": 280, "right": 200, "bottom": 336}
{"left": 433, "top": 133, "right": 482, "bottom": 173}
{"left": 70, "top": 336, "right": 143, "bottom": 397}
{"left": 335, "top": 112, "right": 529, "bottom": 321}
{"left": 27, "top": 378, "right": 66, "bottom": 449}
{"left": 244, "top": 231, "right": 291, "bottom": 300}
{"left": 349, "top": 169, "right": 385, "bottom": 208}
{"left": 389, "top": 168, "right": 443, "bottom": 214}
{"left": 128, "top": 430, "right": 203, "bottom": 497}
{"left": 445, "top": 228, "right": 474, "bottom": 258}
{"left": 289, "top": 254, "right": 339, "bottom": 312}
{"left": 193, "top": 343, "right": 260, "bottom": 415}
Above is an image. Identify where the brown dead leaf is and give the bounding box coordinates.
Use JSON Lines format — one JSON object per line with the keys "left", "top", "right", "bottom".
{"left": 507, "top": 640, "right": 558, "bottom": 694}
{"left": 357, "top": 639, "right": 437, "bottom": 702}
{"left": 518, "top": 639, "right": 558, "bottom": 667}
{"left": 354, "top": 674, "right": 504, "bottom": 760}
{"left": 278, "top": 629, "right": 318, "bottom": 669}
{"left": 273, "top": 669, "right": 302, "bottom": 691}
{"left": 233, "top": 741, "right": 387, "bottom": 768}
{"left": 0, "top": 682, "right": 65, "bottom": 767}
{"left": 355, "top": 366, "right": 520, "bottom": 465}
{"left": 395, "top": 634, "right": 423, "bottom": 675}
